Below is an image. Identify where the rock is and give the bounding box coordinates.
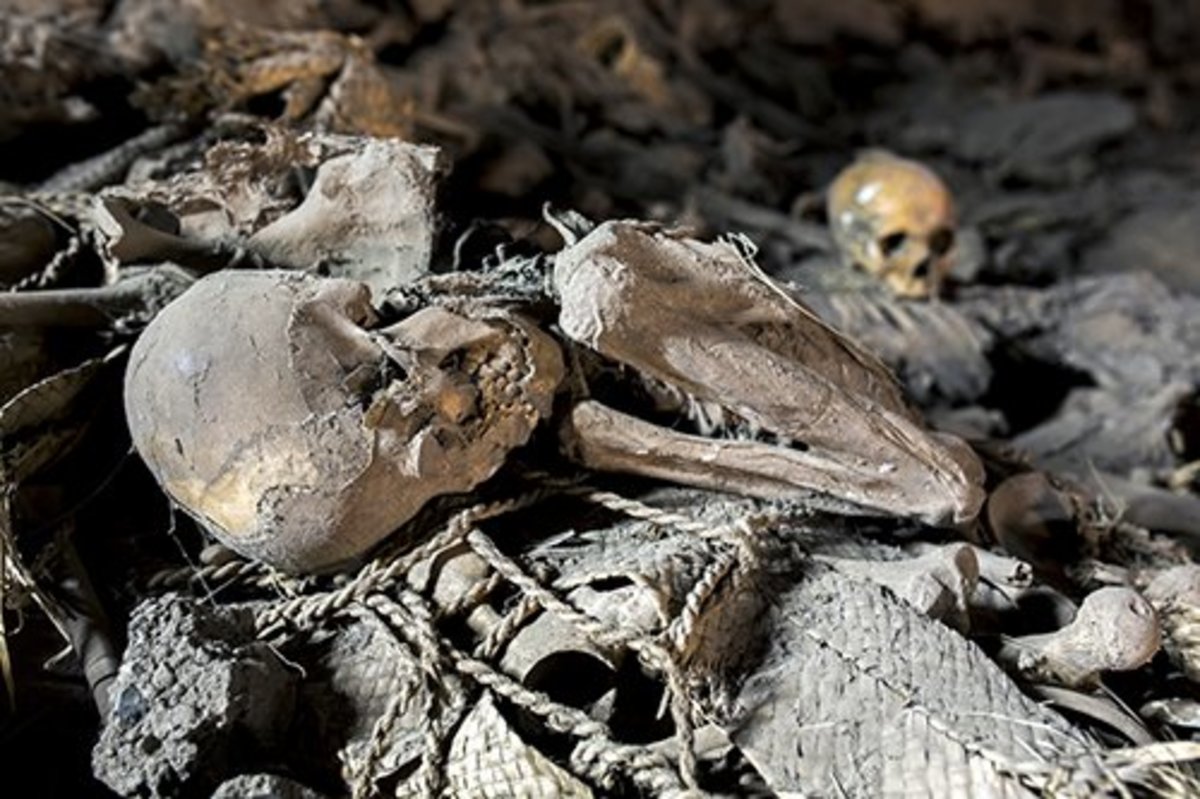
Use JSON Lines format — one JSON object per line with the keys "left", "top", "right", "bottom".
{"left": 92, "top": 596, "right": 297, "bottom": 799}
{"left": 210, "top": 774, "right": 330, "bottom": 799}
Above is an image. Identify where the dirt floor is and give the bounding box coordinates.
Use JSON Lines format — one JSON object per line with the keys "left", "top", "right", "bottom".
{"left": 5, "top": 1, "right": 1200, "bottom": 797}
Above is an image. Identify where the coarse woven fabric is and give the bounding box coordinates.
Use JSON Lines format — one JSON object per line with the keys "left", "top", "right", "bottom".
{"left": 320, "top": 613, "right": 429, "bottom": 779}
{"left": 446, "top": 693, "right": 593, "bottom": 798}
{"left": 730, "top": 563, "right": 1097, "bottom": 797}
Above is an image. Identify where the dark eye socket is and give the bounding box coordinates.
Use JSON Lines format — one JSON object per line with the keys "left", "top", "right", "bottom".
{"left": 879, "top": 232, "right": 907, "bottom": 256}
{"left": 438, "top": 350, "right": 464, "bottom": 371}
{"left": 929, "top": 227, "right": 956, "bottom": 255}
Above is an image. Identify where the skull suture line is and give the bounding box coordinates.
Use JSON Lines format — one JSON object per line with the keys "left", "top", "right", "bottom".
{"left": 827, "top": 150, "right": 958, "bottom": 298}
{"left": 124, "top": 271, "right": 563, "bottom": 573}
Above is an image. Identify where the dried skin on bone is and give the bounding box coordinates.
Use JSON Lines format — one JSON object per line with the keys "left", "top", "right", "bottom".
{"left": 124, "top": 270, "right": 564, "bottom": 573}
{"left": 554, "top": 221, "right": 984, "bottom": 526}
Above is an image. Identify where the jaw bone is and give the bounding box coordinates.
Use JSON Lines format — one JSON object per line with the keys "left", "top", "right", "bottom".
{"left": 553, "top": 221, "right": 985, "bottom": 526}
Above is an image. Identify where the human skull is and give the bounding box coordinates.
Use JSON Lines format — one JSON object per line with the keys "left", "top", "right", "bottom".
{"left": 827, "top": 150, "right": 957, "bottom": 298}
{"left": 124, "top": 271, "right": 563, "bottom": 573}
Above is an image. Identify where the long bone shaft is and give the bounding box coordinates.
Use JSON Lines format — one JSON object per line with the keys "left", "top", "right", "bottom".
{"left": 554, "top": 221, "right": 984, "bottom": 526}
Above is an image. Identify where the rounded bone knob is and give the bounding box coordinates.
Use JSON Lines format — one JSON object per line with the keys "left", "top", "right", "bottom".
{"left": 998, "top": 586, "right": 1160, "bottom": 688}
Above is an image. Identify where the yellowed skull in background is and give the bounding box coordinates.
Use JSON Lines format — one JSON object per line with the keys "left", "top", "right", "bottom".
{"left": 827, "top": 150, "right": 957, "bottom": 298}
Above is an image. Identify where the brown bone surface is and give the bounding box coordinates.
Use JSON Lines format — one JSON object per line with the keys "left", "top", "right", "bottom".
{"left": 554, "top": 221, "right": 984, "bottom": 525}
{"left": 124, "top": 270, "right": 564, "bottom": 573}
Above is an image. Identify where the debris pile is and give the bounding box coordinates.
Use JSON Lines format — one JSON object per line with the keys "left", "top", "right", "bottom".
{"left": 4, "top": 1, "right": 1200, "bottom": 797}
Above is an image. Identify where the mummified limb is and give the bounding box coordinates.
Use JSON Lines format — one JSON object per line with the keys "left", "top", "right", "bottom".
{"left": 554, "top": 221, "right": 985, "bottom": 527}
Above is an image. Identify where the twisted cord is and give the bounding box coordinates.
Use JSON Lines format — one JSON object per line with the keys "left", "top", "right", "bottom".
{"left": 351, "top": 591, "right": 461, "bottom": 799}
{"left": 146, "top": 558, "right": 276, "bottom": 592}
{"left": 665, "top": 516, "right": 767, "bottom": 655}
{"left": 475, "top": 591, "right": 541, "bottom": 661}
{"left": 442, "top": 571, "right": 504, "bottom": 618}
{"left": 360, "top": 558, "right": 686, "bottom": 796}
{"left": 465, "top": 528, "right": 637, "bottom": 651}
{"left": 665, "top": 547, "right": 737, "bottom": 655}
{"left": 255, "top": 492, "right": 550, "bottom": 637}
{"left": 348, "top": 669, "right": 420, "bottom": 799}
{"left": 464, "top": 527, "right": 700, "bottom": 789}
{"left": 567, "top": 487, "right": 713, "bottom": 536}
{"left": 451, "top": 650, "right": 684, "bottom": 794}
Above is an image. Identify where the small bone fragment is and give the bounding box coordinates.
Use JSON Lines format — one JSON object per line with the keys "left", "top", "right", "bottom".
{"left": 1141, "top": 697, "right": 1200, "bottom": 730}
{"left": 1144, "top": 565, "right": 1200, "bottom": 682}
{"left": 819, "top": 543, "right": 979, "bottom": 630}
{"left": 250, "top": 139, "right": 444, "bottom": 294}
{"left": 94, "top": 196, "right": 259, "bottom": 273}
{"left": 409, "top": 547, "right": 502, "bottom": 637}
{"left": 554, "top": 221, "right": 984, "bottom": 526}
{"left": 985, "top": 471, "right": 1080, "bottom": 569}
{"left": 970, "top": 582, "right": 1079, "bottom": 637}
{"left": 499, "top": 612, "right": 617, "bottom": 702}
{"left": 412, "top": 547, "right": 617, "bottom": 695}
{"left": 969, "top": 544, "right": 1032, "bottom": 589}
{"left": 568, "top": 581, "right": 667, "bottom": 638}
{"left": 907, "top": 541, "right": 1031, "bottom": 588}
{"left": 996, "top": 586, "right": 1160, "bottom": 688}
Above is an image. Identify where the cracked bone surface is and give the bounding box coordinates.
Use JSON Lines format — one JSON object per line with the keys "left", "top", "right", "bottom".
{"left": 554, "top": 220, "right": 984, "bottom": 526}
{"left": 124, "top": 270, "right": 564, "bottom": 573}
{"left": 997, "top": 586, "right": 1161, "bottom": 688}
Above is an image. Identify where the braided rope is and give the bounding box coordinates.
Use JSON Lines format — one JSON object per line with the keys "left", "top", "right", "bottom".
{"left": 251, "top": 481, "right": 774, "bottom": 795}
{"left": 475, "top": 591, "right": 541, "bottom": 661}
{"left": 666, "top": 546, "right": 737, "bottom": 656}
{"left": 464, "top": 527, "right": 700, "bottom": 789}
{"left": 255, "top": 492, "right": 550, "bottom": 637}
{"left": 351, "top": 591, "right": 463, "bottom": 799}
{"left": 390, "top": 599, "right": 444, "bottom": 799}
{"left": 146, "top": 558, "right": 278, "bottom": 592}
{"left": 451, "top": 650, "right": 684, "bottom": 794}
{"left": 567, "top": 487, "right": 713, "bottom": 536}
{"left": 442, "top": 571, "right": 504, "bottom": 618}
{"left": 465, "top": 528, "right": 637, "bottom": 650}
{"left": 359, "top": 590, "right": 684, "bottom": 794}
{"left": 348, "top": 668, "right": 420, "bottom": 799}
